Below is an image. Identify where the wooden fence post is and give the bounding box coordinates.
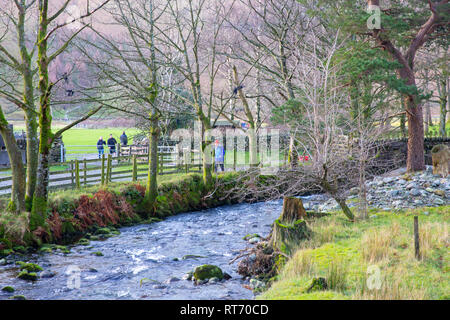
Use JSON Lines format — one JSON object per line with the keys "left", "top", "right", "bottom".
{"left": 414, "top": 216, "right": 421, "bottom": 260}
{"left": 70, "top": 160, "right": 74, "bottom": 187}
{"left": 84, "top": 159, "right": 87, "bottom": 186}
{"left": 132, "top": 155, "right": 137, "bottom": 182}
{"left": 106, "top": 154, "right": 112, "bottom": 185}
{"left": 101, "top": 154, "right": 105, "bottom": 186}
{"left": 75, "top": 159, "right": 80, "bottom": 189}
{"left": 233, "top": 136, "right": 237, "bottom": 171}
{"left": 117, "top": 144, "right": 121, "bottom": 163}
{"left": 184, "top": 152, "right": 189, "bottom": 174}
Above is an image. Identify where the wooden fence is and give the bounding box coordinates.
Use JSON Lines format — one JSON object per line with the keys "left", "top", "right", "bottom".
{"left": 0, "top": 150, "right": 202, "bottom": 198}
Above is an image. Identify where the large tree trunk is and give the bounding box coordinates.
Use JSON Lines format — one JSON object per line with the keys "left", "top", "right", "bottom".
{"left": 398, "top": 66, "right": 425, "bottom": 172}
{"left": 405, "top": 94, "right": 425, "bottom": 172}
{"left": 31, "top": 149, "right": 51, "bottom": 230}
{"left": 24, "top": 110, "right": 38, "bottom": 210}
{"left": 145, "top": 114, "right": 160, "bottom": 208}
{"left": 269, "top": 197, "right": 309, "bottom": 254}
{"left": 17, "top": 1, "right": 38, "bottom": 212}
{"left": 0, "top": 110, "right": 26, "bottom": 213}
{"left": 31, "top": 0, "right": 51, "bottom": 230}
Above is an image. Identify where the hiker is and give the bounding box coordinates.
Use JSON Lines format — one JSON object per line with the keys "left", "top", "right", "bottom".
{"left": 107, "top": 134, "right": 118, "bottom": 155}
{"left": 97, "top": 137, "right": 106, "bottom": 159}
{"left": 214, "top": 139, "right": 225, "bottom": 172}
{"left": 120, "top": 131, "right": 128, "bottom": 146}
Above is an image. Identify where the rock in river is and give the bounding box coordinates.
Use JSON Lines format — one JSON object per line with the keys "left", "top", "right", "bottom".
{"left": 193, "top": 265, "right": 224, "bottom": 282}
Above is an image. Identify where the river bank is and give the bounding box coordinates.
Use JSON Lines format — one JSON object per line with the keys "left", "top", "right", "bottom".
{"left": 0, "top": 173, "right": 245, "bottom": 256}
{"left": 253, "top": 168, "right": 449, "bottom": 300}
{"left": 0, "top": 194, "right": 326, "bottom": 300}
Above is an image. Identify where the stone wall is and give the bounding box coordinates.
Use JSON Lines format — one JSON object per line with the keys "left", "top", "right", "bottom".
{"left": 375, "top": 137, "right": 450, "bottom": 171}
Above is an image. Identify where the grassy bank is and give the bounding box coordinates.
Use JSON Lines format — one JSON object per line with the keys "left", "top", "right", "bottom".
{"left": 259, "top": 206, "right": 449, "bottom": 300}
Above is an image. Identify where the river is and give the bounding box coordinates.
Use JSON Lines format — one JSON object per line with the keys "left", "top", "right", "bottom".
{"left": 0, "top": 195, "right": 325, "bottom": 300}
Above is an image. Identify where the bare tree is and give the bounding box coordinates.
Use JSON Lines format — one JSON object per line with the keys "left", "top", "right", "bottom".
{"left": 225, "top": 0, "right": 314, "bottom": 167}
{"left": 0, "top": 0, "right": 39, "bottom": 212}
{"left": 29, "top": 0, "right": 109, "bottom": 229}
{"left": 226, "top": 31, "right": 392, "bottom": 221}
{"left": 152, "top": 0, "right": 237, "bottom": 185}
{"left": 78, "top": 0, "right": 189, "bottom": 208}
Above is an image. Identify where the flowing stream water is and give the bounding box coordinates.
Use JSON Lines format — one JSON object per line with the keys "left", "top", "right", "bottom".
{"left": 0, "top": 195, "right": 325, "bottom": 300}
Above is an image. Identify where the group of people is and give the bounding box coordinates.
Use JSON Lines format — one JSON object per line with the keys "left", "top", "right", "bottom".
{"left": 96, "top": 134, "right": 226, "bottom": 172}
{"left": 97, "top": 131, "right": 128, "bottom": 159}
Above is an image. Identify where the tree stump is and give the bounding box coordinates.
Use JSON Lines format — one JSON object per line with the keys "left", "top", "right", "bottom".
{"left": 269, "top": 197, "right": 310, "bottom": 254}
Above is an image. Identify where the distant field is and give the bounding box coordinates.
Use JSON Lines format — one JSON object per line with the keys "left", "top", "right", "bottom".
{"left": 12, "top": 125, "right": 141, "bottom": 154}
{"left": 60, "top": 128, "right": 140, "bottom": 146}
{"left": 60, "top": 128, "right": 141, "bottom": 154}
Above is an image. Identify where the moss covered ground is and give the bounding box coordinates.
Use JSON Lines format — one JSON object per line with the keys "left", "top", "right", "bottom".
{"left": 259, "top": 205, "right": 449, "bottom": 300}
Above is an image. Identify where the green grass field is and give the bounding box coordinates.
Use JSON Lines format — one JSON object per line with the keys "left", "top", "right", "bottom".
{"left": 59, "top": 128, "right": 141, "bottom": 154}
{"left": 59, "top": 128, "right": 140, "bottom": 147}
{"left": 12, "top": 125, "right": 141, "bottom": 154}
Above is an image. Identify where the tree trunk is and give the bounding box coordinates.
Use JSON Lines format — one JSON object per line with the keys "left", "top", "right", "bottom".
{"left": 30, "top": 149, "right": 50, "bottom": 231}
{"left": 425, "top": 102, "right": 431, "bottom": 134}
{"left": 0, "top": 110, "right": 26, "bottom": 213}
{"left": 288, "top": 135, "right": 298, "bottom": 168}
{"left": 145, "top": 114, "right": 160, "bottom": 208}
{"left": 24, "top": 110, "right": 38, "bottom": 211}
{"left": 438, "top": 76, "right": 448, "bottom": 137}
{"left": 248, "top": 127, "right": 258, "bottom": 167}
{"left": 269, "top": 197, "right": 309, "bottom": 254}
{"left": 31, "top": 0, "right": 52, "bottom": 230}
{"left": 202, "top": 125, "right": 213, "bottom": 186}
{"left": 358, "top": 156, "right": 368, "bottom": 220}
{"left": 278, "top": 197, "right": 307, "bottom": 223}
{"left": 400, "top": 113, "right": 407, "bottom": 138}
{"left": 321, "top": 177, "right": 355, "bottom": 221}
{"left": 16, "top": 0, "right": 38, "bottom": 212}
{"left": 405, "top": 94, "right": 425, "bottom": 172}
{"left": 423, "top": 69, "right": 432, "bottom": 134}
{"left": 335, "top": 198, "right": 355, "bottom": 221}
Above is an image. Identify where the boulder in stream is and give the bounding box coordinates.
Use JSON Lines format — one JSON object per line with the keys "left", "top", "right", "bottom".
{"left": 193, "top": 265, "right": 224, "bottom": 282}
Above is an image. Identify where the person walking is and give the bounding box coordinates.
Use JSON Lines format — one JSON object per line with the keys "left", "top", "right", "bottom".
{"left": 120, "top": 131, "right": 128, "bottom": 146}
{"left": 107, "top": 134, "right": 118, "bottom": 156}
{"left": 214, "top": 139, "right": 225, "bottom": 172}
{"left": 97, "top": 137, "right": 106, "bottom": 159}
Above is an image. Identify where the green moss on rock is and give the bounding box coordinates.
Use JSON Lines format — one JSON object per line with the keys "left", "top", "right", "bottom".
{"left": 16, "top": 262, "right": 43, "bottom": 272}
{"left": 95, "top": 228, "right": 111, "bottom": 235}
{"left": 17, "top": 270, "right": 38, "bottom": 281}
{"left": 77, "top": 238, "right": 90, "bottom": 246}
{"left": 2, "top": 286, "right": 14, "bottom": 293}
{"left": 193, "top": 265, "right": 224, "bottom": 281}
